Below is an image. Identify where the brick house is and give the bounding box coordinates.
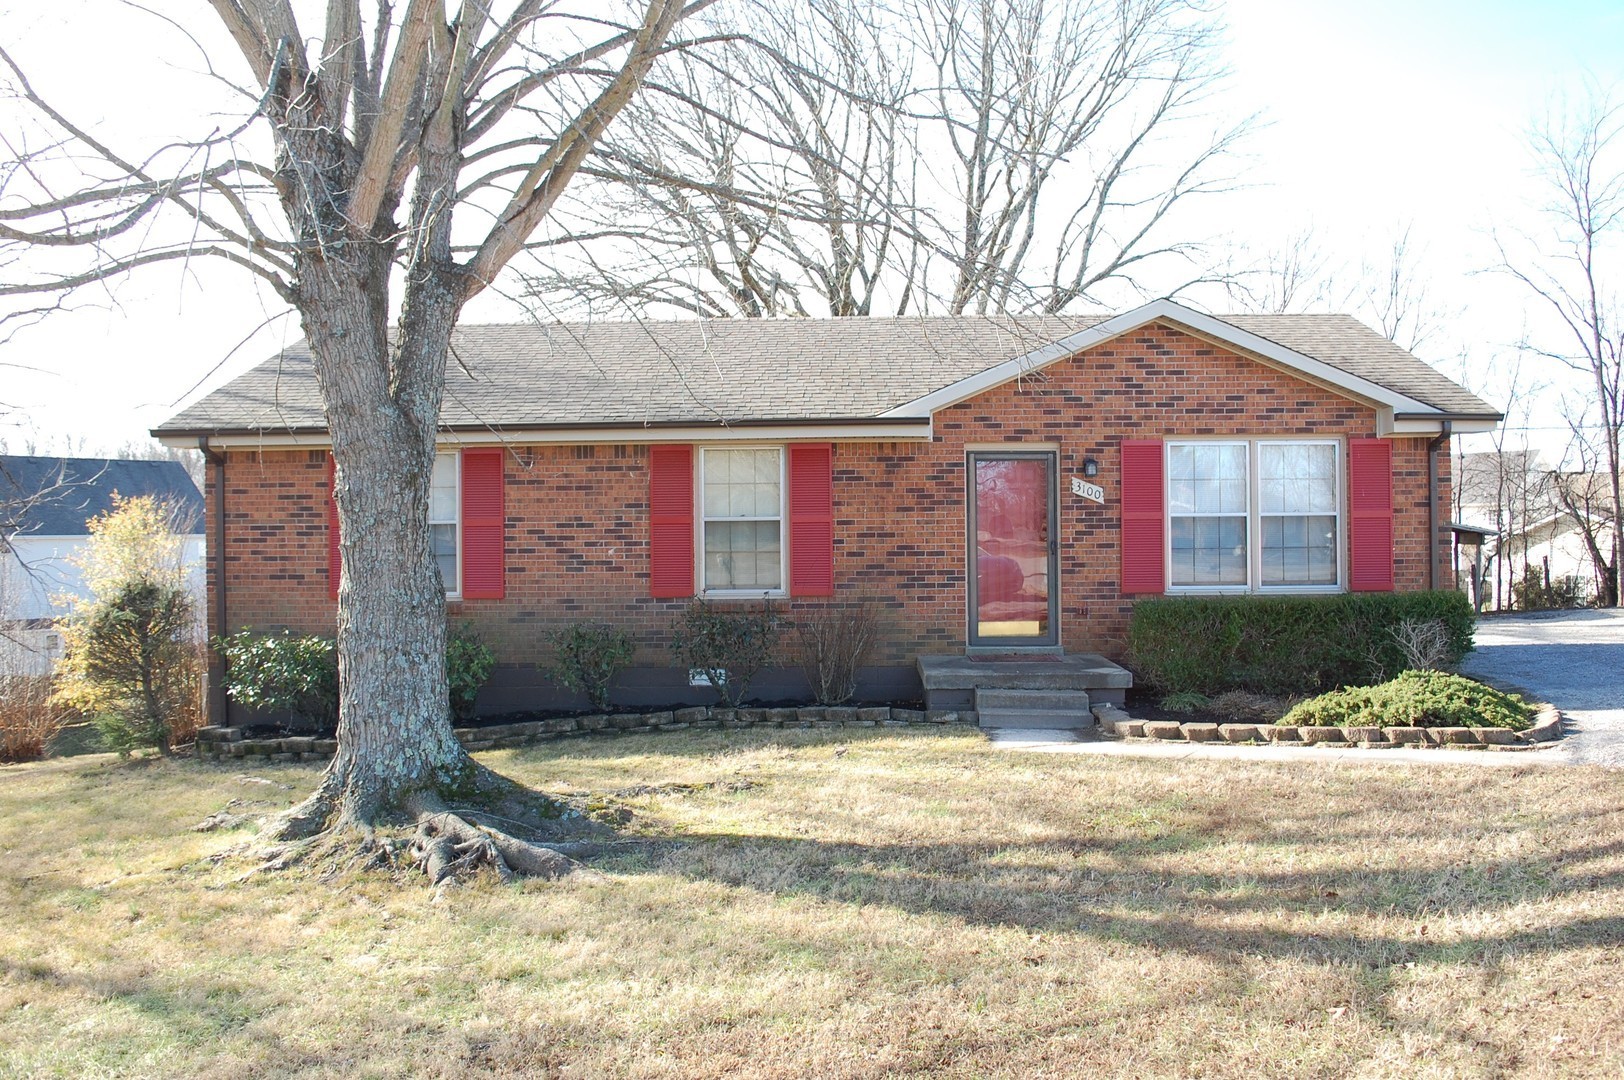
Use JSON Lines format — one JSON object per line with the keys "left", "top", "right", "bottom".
{"left": 154, "top": 300, "right": 1499, "bottom": 723}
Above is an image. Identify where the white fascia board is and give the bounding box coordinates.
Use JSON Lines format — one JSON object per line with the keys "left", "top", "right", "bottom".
{"left": 170, "top": 420, "right": 934, "bottom": 451}
{"left": 881, "top": 298, "right": 1437, "bottom": 420}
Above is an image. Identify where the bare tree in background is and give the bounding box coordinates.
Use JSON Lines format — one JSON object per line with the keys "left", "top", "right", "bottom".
{"left": 1498, "top": 85, "right": 1623, "bottom": 608}
{"left": 0, "top": 0, "right": 704, "bottom": 877}
{"left": 1227, "top": 223, "right": 1445, "bottom": 354}
{"left": 526, "top": 0, "right": 1247, "bottom": 318}
{"left": 527, "top": 0, "right": 923, "bottom": 317}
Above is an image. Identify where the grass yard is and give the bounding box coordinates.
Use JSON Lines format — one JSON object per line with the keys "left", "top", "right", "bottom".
{"left": 1, "top": 730, "right": 1621, "bottom": 1078}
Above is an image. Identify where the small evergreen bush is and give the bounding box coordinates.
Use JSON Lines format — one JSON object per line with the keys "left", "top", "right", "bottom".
{"left": 58, "top": 579, "right": 197, "bottom": 755}
{"left": 218, "top": 631, "right": 339, "bottom": 730}
{"left": 447, "top": 624, "right": 496, "bottom": 721}
{"left": 1280, "top": 670, "right": 1534, "bottom": 730}
{"left": 545, "top": 624, "right": 636, "bottom": 711}
{"left": 1128, "top": 591, "right": 1475, "bottom": 695}
{"left": 673, "top": 600, "right": 782, "bottom": 706}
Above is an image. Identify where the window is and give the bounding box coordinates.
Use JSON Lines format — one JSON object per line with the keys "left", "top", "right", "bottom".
{"left": 1168, "top": 442, "right": 1248, "bottom": 587}
{"left": 1167, "top": 440, "right": 1341, "bottom": 592}
{"left": 700, "top": 447, "right": 784, "bottom": 592}
{"left": 429, "top": 451, "right": 460, "bottom": 594}
{"left": 1259, "top": 443, "right": 1338, "bottom": 586}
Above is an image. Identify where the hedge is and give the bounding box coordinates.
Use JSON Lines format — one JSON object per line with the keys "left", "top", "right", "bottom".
{"left": 1127, "top": 591, "right": 1475, "bottom": 695}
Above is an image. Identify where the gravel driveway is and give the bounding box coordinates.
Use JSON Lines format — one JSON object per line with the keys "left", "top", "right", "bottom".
{"left": 1460, "top": 608, "right": 1624, "bottom": 768}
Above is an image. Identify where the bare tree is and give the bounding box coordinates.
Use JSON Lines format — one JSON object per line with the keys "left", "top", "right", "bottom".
{"left": 1226, "top": 223, "right": 1445, "bottom": 354}
{"left": 0, "top": 1, "right": 704, "bottom": 878}
{"left": 1497, "top": 85, "right": 1624, "bottom": 607}
{"left": 525, "top": 0, "right": 1247, "bottom": 318}
{"left": 1553, "top": 423, "right": 1619, "bottom": 605}
{"left": 524, "top": 0, "right": 924, "bottom": 317}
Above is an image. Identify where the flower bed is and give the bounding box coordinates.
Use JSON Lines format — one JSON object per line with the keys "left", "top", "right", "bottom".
{"left": 1093, "top": 702, "right": 1564, "bottom": 750}
{"left": 194, "top": 705, "right": 976, "bottom": 761}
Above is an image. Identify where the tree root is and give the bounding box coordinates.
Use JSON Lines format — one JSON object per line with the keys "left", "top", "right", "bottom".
{"left": 407, "top": 805, "right": 577, "bottom": 885}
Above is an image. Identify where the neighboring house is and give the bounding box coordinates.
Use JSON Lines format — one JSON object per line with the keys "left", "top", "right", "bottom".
{"left": 1452, "top": 450, "right": 1615, "bottom": 608}
{"left": 153, "top": 300, "right": 1499, "bottom": 722}
{"left": 0, "top": 456, "right": 206, "bottom": 675}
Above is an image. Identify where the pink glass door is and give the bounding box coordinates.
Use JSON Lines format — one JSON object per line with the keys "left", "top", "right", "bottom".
{"left": 969, "top": 453, "right": 1057, "bottom": 646}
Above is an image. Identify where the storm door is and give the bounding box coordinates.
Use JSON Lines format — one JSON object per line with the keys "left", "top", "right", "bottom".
{"left": 967, "top": 452, "right": 1058, "bottom": 647}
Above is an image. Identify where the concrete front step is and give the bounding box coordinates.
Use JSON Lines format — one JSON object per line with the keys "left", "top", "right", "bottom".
{"left": 974, "top": 688, "right": 1093, "bottom": 730}
{"left": 918, "top": 653, "right": 1132, "bottom": 713}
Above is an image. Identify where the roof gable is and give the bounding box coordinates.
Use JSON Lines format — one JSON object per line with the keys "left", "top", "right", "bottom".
{"left": 882, "top": 300, "right": 1493, "bottom": 424}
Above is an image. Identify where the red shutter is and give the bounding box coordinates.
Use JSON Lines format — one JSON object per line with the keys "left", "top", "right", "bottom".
{"left": 649, "top": 444, "right": 695, "bottom": 598}
{"left": 1120, "top": 439, "right": 1165, "bottom": 595}
{"left": 1348, "top": 437, "right": 1395, "bottom": 591}
{"left": 789, "top": 443, "right": 834, "bottom": 597}
{"left": 460, "top": 448, "right": 506, "bottom": 599}
{"left": 326, "top": 453, "right": 341, "bottom": 599}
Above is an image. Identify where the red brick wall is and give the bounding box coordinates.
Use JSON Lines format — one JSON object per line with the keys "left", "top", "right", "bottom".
{"left": 207, "top": 324, "right": 1452, "bottom": 667}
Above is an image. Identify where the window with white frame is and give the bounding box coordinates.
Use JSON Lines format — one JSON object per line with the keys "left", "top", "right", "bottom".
{"left": 1167, "top": 440, "right": 1341, "bottom": 591}
{"left": 429, "top": 451, "right": 460, "bottom": 594}
{"left": 1168, "top": 442, "right": 1249, "bottom": 587}
{"left": 701, "top": 447, "right": 784, "bottom": 592}
{"left": 1258, "top": 442, "right": 1339, "bottom": 586}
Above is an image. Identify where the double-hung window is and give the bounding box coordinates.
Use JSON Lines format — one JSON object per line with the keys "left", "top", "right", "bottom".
{"left": 700, "top": 447, "right": 785, "bottom": 593}
{"left": 1167, "top": 440, "right": 1341, "bottom": 592}
{"left": 429, "top": 451, "right": 460, "bottom": 596}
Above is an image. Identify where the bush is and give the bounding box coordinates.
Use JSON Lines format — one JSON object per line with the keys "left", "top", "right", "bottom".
{"left": 793, "top": 602, "right": 880, "bottom": 705}
{"left": 51, "top": 494, "right": 204, "bottom": 756}
{"left": 1281, "top": 670, "right": 1534, "bottom": 730}
{"left": 673, "top": 600, "right": 782, "bottom": 706}
{"left": 218, "top": 631, "right": 339, "bottom": 730}
{"left": 545, "top": 624, "right": 636, "bottom": 711}
{"left": 1159, "top": 691, "right": 1210, "bottom": 713}
{"left": 57, "top": 579, "right": 196, "bottom": 755}
{"left": 447, "top": 625, "right": 497, "bottom": 721}
{"left": 0, "top": 672, "right": 67, "bottom": 763}
{"left": 1209, "top": 690, "right": 1294, "bottom": 724}
{"left": 1128, "top": 591, "right": 1476, "bottom": 696}
{"left": 1511, "top": 567, "right": 1591, "bottom": 611}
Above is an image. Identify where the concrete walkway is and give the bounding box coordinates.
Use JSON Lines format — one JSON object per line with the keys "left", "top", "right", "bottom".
{"left": 994, "top": 608, "right": 1624, "bottom": 768}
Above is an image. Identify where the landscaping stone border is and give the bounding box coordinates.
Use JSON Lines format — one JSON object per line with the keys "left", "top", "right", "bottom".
{"left": 1090, "top": 703, "right": 1564, "bottom": 750}
{"left": 193, "top": 706, "right": 978, "bottom": 762}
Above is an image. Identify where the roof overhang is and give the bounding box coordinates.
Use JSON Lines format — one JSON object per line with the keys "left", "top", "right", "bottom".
{"left": 156, "top": 416, "right": 935, "bottom": 451}
{"left": 880, "top": 298, "right": 1499, "bottom": 437}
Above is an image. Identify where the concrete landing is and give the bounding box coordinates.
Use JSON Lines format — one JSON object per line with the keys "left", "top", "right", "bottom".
{"left": 918, "top": 653, "right": 1133, "bottom": 722}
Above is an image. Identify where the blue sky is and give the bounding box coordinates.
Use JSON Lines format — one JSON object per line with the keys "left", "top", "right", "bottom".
{"left": 0, "top": 0, "right": 1618, "bottom": 456}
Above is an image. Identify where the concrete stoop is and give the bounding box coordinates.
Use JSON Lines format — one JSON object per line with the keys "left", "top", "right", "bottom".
{"left": 918, "top": 653, "right": 1133, "bottom": 731}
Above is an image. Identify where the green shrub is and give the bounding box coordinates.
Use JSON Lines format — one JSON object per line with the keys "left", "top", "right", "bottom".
{"left": 1159, "top": 691, "right": 1210, "bottom": 713}
{"left": 545, "top": 624, "right": 636, "bottom": 711}
{"left": 1280, "top": 670, "right": 1534, "bottom": 730}
{"left": 673, "top": 600, "right": 782, "bottom": 706}
{"left": 447, "top": 625, "right": 497, "bottom": 721}
{"left": 1128, "top": 591, "right": 1475, "bottom": 695}
{"left": 218, "top": 631, "right": 340, "bottom": 730}
{"left": 1511, "top": 566, "right": 1591, "bottom": 611}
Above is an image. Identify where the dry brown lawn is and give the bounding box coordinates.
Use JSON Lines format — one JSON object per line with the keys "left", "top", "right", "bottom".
{"left": 1, "top": 729, "right": 1621, "bottom": 1078}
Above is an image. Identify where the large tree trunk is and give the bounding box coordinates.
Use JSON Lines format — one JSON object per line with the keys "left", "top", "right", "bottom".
{"left": 273, "top": 261, "right": 474, "bottom": 831}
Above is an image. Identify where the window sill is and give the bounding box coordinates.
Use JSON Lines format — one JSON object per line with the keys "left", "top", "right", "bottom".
{"left": 700, "top": 589, "right": 787, "bottom": 601}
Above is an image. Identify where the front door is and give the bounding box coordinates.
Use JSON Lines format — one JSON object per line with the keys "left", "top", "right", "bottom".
{"left": 968, "top": 452, "right": 1058, "bottom": 648}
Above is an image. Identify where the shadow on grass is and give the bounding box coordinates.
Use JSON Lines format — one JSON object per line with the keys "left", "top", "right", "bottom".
{"left": 610, "top": 830, "right": 1624, "bottom": 968}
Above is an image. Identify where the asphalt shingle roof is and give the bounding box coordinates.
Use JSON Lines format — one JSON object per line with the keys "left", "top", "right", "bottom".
{"left": 0, "top": 456, "right": 204, "bottom": 537}
{"left": 153, "top": 313, "right": 1498, "bottom": 436}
